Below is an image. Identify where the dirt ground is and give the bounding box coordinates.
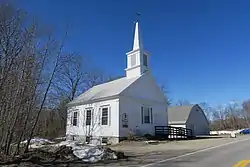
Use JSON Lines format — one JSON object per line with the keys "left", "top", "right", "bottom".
{"left": 109, "top": 136, "right": 235, "bottom": 154}
{"left": 93, "top": 135, "right": 249, "bottom": 167}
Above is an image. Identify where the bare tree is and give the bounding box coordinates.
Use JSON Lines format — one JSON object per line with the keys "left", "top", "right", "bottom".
{"left": 0, "top": 2, "right": 83, "bottom": 154}
{"left": 210, "top": 102, "right": 249, "bottom": 131}
{"left": 24, "top": 30, "right": 68, "bottom": 153}
{"left": 176, "top": 100, "right": 191, "bottom": 106}
{"left": 14, "top": 36, "right": 54, "bottom": 154}
{"left": 159, "top": 84, "right": 171, "bottom": 106}
{"left": 0, "top": 2, "right": 44, "bottom": 154}
{"left": 242, "top": 100, "right": 250, "bottom": 127}
{"left": 52, "top": 53, "right": 84, "bottom": 101}
{"left": 199, "top": 102, "right": 212, "bottom": 121}
{"left": 210, "top": 106, "right": 227, "bottom": 130}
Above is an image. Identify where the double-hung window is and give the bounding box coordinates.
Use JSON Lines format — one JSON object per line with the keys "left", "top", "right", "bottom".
{"left": 101, "top": 107, "right": 109, "bottom": 125}
{"left": 141, "top": 106, "right": 153, "bottom": 124}
{"left": 144, "top": 108, "right": 150, "bottom": 124}
{"left": 72, "top": 111, "right": 78, "bottom": 126}
{"left": 86, "top": 109, "right": 92, "bottom": 125}
{"left": 122, "top": 113, "right": 128, "bottom": 128}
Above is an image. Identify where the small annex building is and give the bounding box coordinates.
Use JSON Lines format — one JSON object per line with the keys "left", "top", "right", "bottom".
{"left": 168, "top": 104, "right": 210, "bottom": 136}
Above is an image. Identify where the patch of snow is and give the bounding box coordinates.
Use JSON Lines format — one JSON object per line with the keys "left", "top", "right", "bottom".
{"left": 55, "top": 136, "right": 66, "bottom": 140}
{"left": 21, "top": 137, "right": 55, "bottom": 149}
{"left": 54, "top": 140, "right": 76, "bottom": 147}
{"left": 29, "top": 144, "right": 44, "bottom": 149}
{"left": 73, "top": 146, "right": 103, "bottom": 162}
{"left": 53, "top": 140, "right": 97, "bottom": 147}
{"left": 55, "top": 140, "right": 117, "bottom": 163}
{"left": 145, "top": 140, "right": 159, "bottom": 144}
{"left": 210, "top": 129, "right": 245, "bottom": 135}
{"left": 21, "top": 138, "right": 119, "bottom": 163}
{"left": 230, "top": 132, "right": 236, "bottom": 138}
{"left": 21, "top": 137, "right": 54, "bottom": 144}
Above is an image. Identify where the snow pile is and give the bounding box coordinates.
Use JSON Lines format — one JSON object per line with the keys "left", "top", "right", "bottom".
{"left": 21, "top": 137, "right": 54, "bottom": 148}
{"left": 230, "top": 132, "right": 236, "bottom": 138}
{"left": 145, "top": 140, "right": 159, "bottom": 144}
{"left": 55, "top": 140, "right": 118, "bottom": 163}
{"left": 21, "top": 138, "right": 125, "bottom": 163}
{"left": 210, "top": 129, "right": 245, "bottom": 135}
{"left": 54, "top": 140, "right": 77, "bottom": 147}
{"left": 55, "top": 136, "right": 66, "bottom": 140}
{"left": 72, "top": 145, "right": 117, "bottom": 163}
{"left": 21, "top": 137, "right": 54, "bottom": 145}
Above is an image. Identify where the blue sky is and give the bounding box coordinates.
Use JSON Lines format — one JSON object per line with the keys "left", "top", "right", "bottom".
{"left": 17, "top": 0, "right": 250, "bottom": 106}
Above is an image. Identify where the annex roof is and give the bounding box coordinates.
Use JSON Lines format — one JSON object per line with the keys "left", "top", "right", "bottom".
{"left": 168, "top": 105, "right": 195, "bottom": 124}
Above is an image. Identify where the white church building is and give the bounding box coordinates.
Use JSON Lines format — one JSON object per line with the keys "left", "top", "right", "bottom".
{"left": 66, "top": 21, "right": 168, "bottom": 145}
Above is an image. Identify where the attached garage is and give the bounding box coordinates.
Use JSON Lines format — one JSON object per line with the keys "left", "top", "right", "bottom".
{"left": 168, "top": 104, "right": 210, "bottom": 136}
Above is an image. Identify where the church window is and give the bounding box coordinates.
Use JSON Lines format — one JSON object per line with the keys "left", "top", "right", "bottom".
{"left": 72, "top": 111, "right": 78, "bottom": 126}
{"left": 144, "top": 108, "right": 150, "bottom": 123}
{"left": 122, "top": 113, "right": 128, "bottom": 128}
{"left": 141, "top": 106, "right": 153, "bottom": 124}
{"left": 86, "top": 109, "right": 92, "bottom": 125}
{"left": 101, "top": 107, "right": 109, "bottom": 125}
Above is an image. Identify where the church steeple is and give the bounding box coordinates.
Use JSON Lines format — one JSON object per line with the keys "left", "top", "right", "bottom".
{"left": 125, "top": 18, "right": 150, "bottom": 79}
{"left": 132, "top": 21, "right": 143, "bottom": 51}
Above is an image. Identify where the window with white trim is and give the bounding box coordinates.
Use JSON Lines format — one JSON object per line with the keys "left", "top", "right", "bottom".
{"left": 141, "top": 106, "right": 153, "bottom": 124}
{"left": 86, "top": 109, "right": 92, "bottom": 125}
{"left": 72, "top": 111, "right": 78, "bottom": 126}
{"left": 122, "top": 113, "right": 128, "bottom": 128}
{"left": 101, "top": 107, "right": 109, "bottom": 125}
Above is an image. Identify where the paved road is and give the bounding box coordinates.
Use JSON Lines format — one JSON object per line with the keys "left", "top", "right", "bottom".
{"left": 142, "top": 137, "right": 250, "bottom": 167}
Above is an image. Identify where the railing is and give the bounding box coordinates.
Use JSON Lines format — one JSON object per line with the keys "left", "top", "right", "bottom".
{"left": 155, "top": 126, "right": 193, "bottom": 139}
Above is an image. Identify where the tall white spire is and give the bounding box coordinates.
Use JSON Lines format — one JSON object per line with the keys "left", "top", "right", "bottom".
{"left": 125, "top": 17, "right": 151, "bottom": 79}
{"left": 132, "top": 21, "right": 143, "bottom": 51}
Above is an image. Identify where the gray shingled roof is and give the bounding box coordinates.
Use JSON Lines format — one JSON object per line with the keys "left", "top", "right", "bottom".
{"left": 67, "top": 75, "right": 141, "bottom": 106}
{"left": 168, "top": 105, "right": 195, "bottom": 124}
